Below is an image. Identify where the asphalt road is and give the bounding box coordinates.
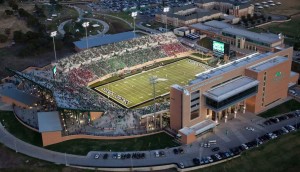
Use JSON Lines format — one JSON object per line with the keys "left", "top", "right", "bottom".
{"left": 1, "top": 109, "right": 300, "bottom": 169}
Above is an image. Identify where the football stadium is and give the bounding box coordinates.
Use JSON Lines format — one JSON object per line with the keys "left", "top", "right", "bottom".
{"left": 0, "top": 32, "right": 298, "bottom": 147}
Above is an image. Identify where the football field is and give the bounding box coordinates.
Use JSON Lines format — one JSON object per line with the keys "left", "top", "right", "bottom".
{"left": 94, "top": 58, "right": 210, "bottom": 108}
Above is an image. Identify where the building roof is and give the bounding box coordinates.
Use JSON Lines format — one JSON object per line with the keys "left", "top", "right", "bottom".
{"left": 203, "top": 76, "right": 259, "bottom": 101}
{"left": 38, "top": 111, "right": 62, "bottom": 132}
{"left": 189, "top": 52, "right": 274, "bottom": 86}
{"left": 74, "top": 31, "right": 136, "bottom": 50}
{"left": 165, "top": 9, "right": 220, "bottom": 20}
{"left": 191, "top": 20, "right": 281, "bottom": 45}
{"left": 204, "top": 20, "right": 232, "bottom": 29}
{"left": 0, "top": 88, "right": 39, "bottom": 106}
{"left": 249, "top": 56, "right": 288, "bottom": 72}
{"left": 179, "top": 119, "right": 216, "bottom": 136}
{"left": 222, "top": 27, "right": 281, "bottom": 44}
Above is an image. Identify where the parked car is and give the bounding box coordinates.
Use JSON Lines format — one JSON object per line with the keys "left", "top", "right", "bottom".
{"left": 211, "top": 147, "right": 220, "bottom": 152}
{"left": 241, "top": 144, "right": 249, "bottom": 150}
{"left": 193, "top": 158, "right": 200, "bottom": 165}
{"left": 94, "top": 153, "right": 100, "bottom": 159}
{"left": 103, "top": 153, "right": 108, "bottom": 159}
{"left": 173, "top": 148, "right": 178, "bottom": 154}
{"left": 178, "top": 147, "right": 184, "bottom": 154}
{"left": 207, "top": 156, "right": 213, "bottom": 163}
{"left": 179, "top": 162, "right": 184, "bottom": 168}
{"left": 154, "top": 151, "right": 160, "bottom": 157}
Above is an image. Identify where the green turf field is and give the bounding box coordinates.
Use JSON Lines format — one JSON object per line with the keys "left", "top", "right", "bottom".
{"left": 94, "top": 58, "right": 210, "bottom": 108}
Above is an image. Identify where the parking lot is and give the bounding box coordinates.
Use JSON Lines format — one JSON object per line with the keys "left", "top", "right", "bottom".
{"left": 86, "top": 108, "right": 300, "bottom": 169}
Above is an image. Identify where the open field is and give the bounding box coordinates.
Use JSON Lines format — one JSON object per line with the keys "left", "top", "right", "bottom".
{"left": 0, "top": 111, "right": 178, "bottom": 155}
{"left": 94, "top": 58, "right": 209, "bottom": 108}
{"left": 253, "top": 0, "right": 300, "bottom": 16}
{"left": 93, "top": 13, "right": 132, "bottom": 34}
{"left": 192, "top": 130, "right": 300, "bottom": 172}
{"left": 258, "top": 99, "right": 300, "bottom": 118}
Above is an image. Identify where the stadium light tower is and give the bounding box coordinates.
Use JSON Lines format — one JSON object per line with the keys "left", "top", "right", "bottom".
{"left": 163, "top": 7, "right": 170, "bottom": 32}
{"left": 131, "top": 11, "right": 138, "bottom": 38}
{"left": 50, "top": 31, "right": 57, "bottom": 62}
{"left": 149, "top": 76, "right": 167, "bottom": 129}
{"left": 82, "top": 21, "right": 90, "bottom": 49}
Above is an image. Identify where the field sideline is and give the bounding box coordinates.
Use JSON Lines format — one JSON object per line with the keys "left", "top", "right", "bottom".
{"left": 94, "top": 58, "right": 210, "bottom": 108}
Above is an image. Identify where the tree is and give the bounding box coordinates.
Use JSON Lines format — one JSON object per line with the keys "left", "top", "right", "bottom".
{"left": 5, "top": 28, "right": 11, "bottom": 35}
{"left": 12, "top": 4, "right": 18, "bottom": 11}
{"left": 13, "top": 30, "right": 25, "bottom": 43}
{"left": 0, "top": 34, "right": 8, "bottom": 43}
{"left": 5, "top": 10, "right": 14, "bottom": 15}
{"left": 294, "top": 42, "right": 300, "bottom": 51}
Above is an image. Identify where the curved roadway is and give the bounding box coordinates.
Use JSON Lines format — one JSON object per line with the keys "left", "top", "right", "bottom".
{"left": 1, "top": 111, "right": 300, "bottom": 169}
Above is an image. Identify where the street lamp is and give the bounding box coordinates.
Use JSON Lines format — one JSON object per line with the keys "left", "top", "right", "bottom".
{"left": 131, "top": 11, "right": 138, "bottom": 38}
{"left": 50, "top": 31, "right": 57, "bottom": 62}
{"left": 82, "top": 21, "right": 90, "bottom": 49}
{"left": 163, "top": 7, "right": 170, "bottom": 32}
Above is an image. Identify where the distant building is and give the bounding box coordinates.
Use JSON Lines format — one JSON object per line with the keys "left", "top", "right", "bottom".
{"left": 155, "top": 4, "right": 222, "bottom": 27}
{"left": 196, "top": 0, "right": 254, "bottom": 18}
{"left": 155, "top": 1, "right": 254, "bottom": 27}
{"left": 189, "top": 20, "right": 284, "bottom": 52}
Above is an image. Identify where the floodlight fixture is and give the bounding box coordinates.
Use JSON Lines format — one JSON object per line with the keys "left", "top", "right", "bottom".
{"left": 82, "top": 22, "right": 89, "bottom": 28}
{"left": 131, "top": 11, "right": 138, "bottom": 17}
{"left": 163, "top": 7, "right": 170, "bottom": 13}
{"left": 50, "top": 31, "right": 57, "bottom": 37}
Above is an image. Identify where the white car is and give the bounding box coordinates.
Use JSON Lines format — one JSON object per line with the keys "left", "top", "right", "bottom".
{"left": 246, "top": 127, "right": 255, "bottom": 131}
{"left": 281, "top": 127, "right": 289, "bottom": 133}
{"left": 117, "top": 153, "right": 121, "bottom": 159}
{"left": 94, "top": 154, "right": 100, "bottom": 159}
{"left": 179, "top": 162, "right": 184, "bottom": 168}
{"left": 215, "top": 154, "right": 222, "bottom": 160}
{"left": 207, "top": 156, "right": 213, "bottom": 163}
{"left": 154, "top": 151, "right": 160, "bottom": 158}
{"left": 241, "top": 144, "right": 249, "bottom": 150}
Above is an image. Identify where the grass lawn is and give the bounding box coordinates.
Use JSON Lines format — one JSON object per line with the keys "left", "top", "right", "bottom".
{"left": 93, "top": 14, "right": 132, "bottom": 34}
{"left": 258, "top": 99, "right": 300, "bottom": 118}
{"left": 0, "top": 111, "right": 43, "bottom": 147}
{"left": 192, "top": 130, "right": 300, "bottom": 172}
{"left": 94, "top": 58, "right": 209, "bottom": 108}
{"left": 46, "top": 132, "right": 178, "bottom": 155}
{"left": 191, "top": 53, "right": 212, "bottom": 59}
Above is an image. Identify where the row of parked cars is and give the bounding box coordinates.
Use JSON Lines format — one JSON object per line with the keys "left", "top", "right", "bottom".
{"left": 94, "top": 152, "right": 146, "bottom": 160}
{"left": 192, "top": 122, "right": 300, "bottom": 167}
{"left": 264, "top": 110, "right": 300, "bottom": 125}
{"left": 192, "top": 151, "right": 234, "bottom": 166}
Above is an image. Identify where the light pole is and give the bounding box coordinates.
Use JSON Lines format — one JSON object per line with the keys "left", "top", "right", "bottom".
{"left": 82, "top": 21, "right": 90, "bottom": 49}
{"left": 50, "top": 31, "right": 57, "bottom": 63}
{"left": 131, "top": 11, "right": 137, "bottom": 38}
{"left": 149, "top": 76, "right": 158, "bottom": 119}
{"left": 163, "top": 7, "right": 170, "bottom": 32}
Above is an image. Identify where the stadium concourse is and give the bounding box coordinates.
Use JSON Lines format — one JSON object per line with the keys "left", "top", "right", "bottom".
{"left": 1, "top": 32, "right": 198, "bottom": 139}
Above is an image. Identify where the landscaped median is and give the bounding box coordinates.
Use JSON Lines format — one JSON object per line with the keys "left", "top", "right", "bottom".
{"left": 0, "top": 111, "right": 178, "bottom": 155}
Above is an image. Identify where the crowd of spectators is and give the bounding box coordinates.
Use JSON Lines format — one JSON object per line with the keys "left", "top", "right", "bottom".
{"left": 3, "top": 32, "right": 191, "bottom": 136}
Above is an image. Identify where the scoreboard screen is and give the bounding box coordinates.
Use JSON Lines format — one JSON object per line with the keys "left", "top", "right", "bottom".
{"left": 213, "top": 41, "right": 225, "bottom": 53}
